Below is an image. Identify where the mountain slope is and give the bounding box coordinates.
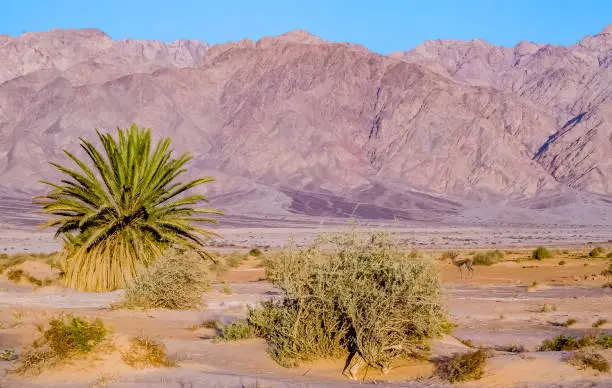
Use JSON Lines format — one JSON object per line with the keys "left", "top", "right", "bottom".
{"left": 0, "top": 27, "right": 611, "bottom": 222}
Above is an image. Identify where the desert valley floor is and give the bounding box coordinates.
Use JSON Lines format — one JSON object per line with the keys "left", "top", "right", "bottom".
{"left": 1, "top": 225, "right": 611, "bottom": 388}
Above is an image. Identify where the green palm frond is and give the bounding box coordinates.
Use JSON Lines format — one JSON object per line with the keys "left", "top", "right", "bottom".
{"left": 35, "top": 124, "right": 222, "bottom": 291}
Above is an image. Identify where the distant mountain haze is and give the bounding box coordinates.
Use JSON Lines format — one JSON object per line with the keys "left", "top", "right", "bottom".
{"left": 0, "top": 26, "right": 611, "bottom": 223}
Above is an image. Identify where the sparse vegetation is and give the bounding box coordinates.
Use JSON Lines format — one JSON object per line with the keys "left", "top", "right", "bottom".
{"left": 7, "top": 269, "right": 24, "bottom": 282}
{"left": 1, "top": 349, "right": 17, "bottom": 361}
{"left": 569, "top": 349, "right": 610, "bottom": 373}
{"left": 563, "top": 318, "right": 578, "bottom": 327}
{"left": 539, "top": 304, "right": 557, "bottom": 313}
{"left": 0, "top": 255, "right": 27, "bottom": 274}
{"left": 121, "top": 336, "right": 174, "bottom": 369}
{"left": 593, "top": 318, "right": 608, "bottom": 328}
{"left": 11, "top": 315, "right": 107, "bottom": 376}
{"left": 221, "top": 282, "right": 233, "bottom": 295}
{"left": 219, "top": 319, "right": 257, "bottom": 341}
{"left": 441, "top": 251, "right": 459, "bottom": 260}
{"left": 226, "top": 252, "right": 247, "bottom": 268}
{"left": 228, "top": 230, "right": 446, "bottom": 374}
{"left": 589, "top": 247, "right": 605, "bottom": 257}
{"left": 249, "top": 248, "right": 263, "bottom": 257}
{"left": 532, "top": 246, "right": 552, "bottom": 260}
{"left": 472, "top": 250, "right": 504, "bottom": 266}
{"left": 34, "top": 125, "right": 221, "bottom": 291}
{"left": 122, "top": 249, "right": 209, "bottom": 310}
{"left": 435, "top": 349, "right": 487, "bottom": 383}
{"left": 540, "top": 333, "right": 612, "bottom": 351}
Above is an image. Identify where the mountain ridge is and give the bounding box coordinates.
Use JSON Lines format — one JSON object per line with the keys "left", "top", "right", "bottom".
{"left": 0, "top": 26, "right": 611, "bottom": 225}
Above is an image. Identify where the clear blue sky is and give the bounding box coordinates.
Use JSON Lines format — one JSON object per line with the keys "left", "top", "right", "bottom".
{"left": 1, "top": 0, "right": 610, "bottom": 54}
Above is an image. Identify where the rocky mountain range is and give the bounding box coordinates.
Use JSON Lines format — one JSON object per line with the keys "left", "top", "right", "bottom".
{"left": 0, "top": 26, "right": 611, "bottom": 225}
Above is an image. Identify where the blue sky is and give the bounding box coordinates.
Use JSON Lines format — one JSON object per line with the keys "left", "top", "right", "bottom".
{"left": 1, "top": 0, "right": 610, "bottom": 54}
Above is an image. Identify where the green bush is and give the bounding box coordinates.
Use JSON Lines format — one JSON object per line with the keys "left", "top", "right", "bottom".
{"left": 435, "top": 349, "right": 487, "bottom": 382}
{"left": 532, "top": 247, "right": 552, "bottom": 260}
{"left": 473, "top": 250, "right": 504, "bottom": 266}
{"left": 237, "top": 231, "right": 446, "bottom": 375}
{"left": 249, "top": 248, "right": 263, "bottom": 257}
{"left": 11, "top": 315, "right": 106, "bottom": 376}
{"left": 122, "top": 249, "right": 209, "bottom": 310}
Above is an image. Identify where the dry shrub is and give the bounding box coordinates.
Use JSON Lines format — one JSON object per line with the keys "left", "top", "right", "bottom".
{"left": 7, "top": 269, "right": 24, "bottom": 282}
{"left": 532, "top": 246, "right": 552, "bottom": 260}
{"left": 226, "top": 252, "right": 247, "bottom": 268}
{"left": 11, "top": 315, "right": 107, "bottom": 376}
{"left": 440, "top": 251, "right": 459, "bottom": 260}
{"left": 249, "top": 248, "right": 263, "bottom": 257}
{"left": 473, "top": 250, "right": 504, "bottom": 266}
{"left": 122, "top": 249, "right": 209, "bottom": 310}
{"left": 589, "top": 247, "right": 605, "bottom": 257}
{"left": 435, "top": 349, "right": 487, "bottom": 382}
{"left": 237, "top": 230, "right": 447, "bottom": 372}
{"left": 569, "top": 349, "right": 610, "bottom": 373}
{"left": 220, "top": 320, "right": 257, "bottom": 341}
{"left": 593, "top": 319, "right": 608, "bottom": 328}
{"left": 121, "top": 336, "right": 174, "bottom": 368}
{"left": 0, "top": 255, "right": 27, "bottom": 274}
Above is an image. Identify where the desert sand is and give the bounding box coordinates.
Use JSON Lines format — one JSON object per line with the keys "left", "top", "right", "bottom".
{"left": 1, "top": 232, "right": 611, "bottom": 388}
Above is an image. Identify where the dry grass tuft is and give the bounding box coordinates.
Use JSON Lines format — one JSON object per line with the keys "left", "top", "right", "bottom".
{"left": 539, "top": 304, "right": 557, "bottom": 313}
{"left": 435, "top": 349, "right": 487, "bottom": 382}
{"left": 121, "top": 336, "right": 174, "bottom": 369}
{"left": 229, "top": 230, "right": 447, "bottom": 373}
{"left": 569, "top": 349, "right": 610, "bottom": 373}
{"left": 11, "top": 315, "right": 107, "bottom": 376}
{"left": 122, "top": 249, "right": 209, "bottom": 310}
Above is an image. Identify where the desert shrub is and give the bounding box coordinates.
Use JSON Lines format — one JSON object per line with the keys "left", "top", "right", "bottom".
{"left": 589, "top": 247, "right": 605, "bottom": 257}
{"left": 244, "top": 230, "right": 446, "bottom": 373}
{"left": 435, "top": 349, "right": 487, "bottom": 382}
{"left": 6, "top": 269, "right": 24, "bottom": 282}
{"left": 569, "top": 350, "right": 610, "bottom": 373}
{"left": 226, "top": 252, "right": 247, "bottom": 268}
{"left": 249, "top": 248, "right": 263, "bottom": 257}
{"left": 558, "top": 260, "right": 566, "bottom": 266}
{"left": 593, "top": 319, "right": 608, "bottom": 328}
{"left": 532, "top": 246, "right": 552, "bottom": 260}
{"left": 407, "top": 249, "right": 420, "bottom": 258}
{"left": 440, "top": 251, "right": 459, "bottom": 260}
{"left": 473, "top": 250, "right": 504, "bottom": 266}
{"left": 540, "top": 304, "right": 557, "bottom": 313}
{"left": 563, "top": 318, "right": 578, "bottom": 327}
{"left": 0, "top": 255, "right": 27, "bottom": 274}
{"left": 541, "top": 335, "right": 580, "bottom": 351}
{"left": 219, "top": 320, "right": 257, "bottom": 341}
{"left": 607, "top": 252, "right": 612, "bottom": 259}
{"left": 11, "top": 315, "right": 106, "bottom": 376}
{"left": 540, "top": 333, "right": 612, "bottom": 351}
{"left": 122, "top": 249, "right": 209, "bottom": 310}
{"left": 1, "top": 349, "right": 17, "bottom": 361}
{"left": 121, "top": 336, "right": 173, "bottom": 368}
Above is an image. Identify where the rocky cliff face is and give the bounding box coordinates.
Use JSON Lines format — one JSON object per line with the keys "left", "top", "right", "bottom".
{"left": 0, "top": 26, "right": 611, "bottom": 221}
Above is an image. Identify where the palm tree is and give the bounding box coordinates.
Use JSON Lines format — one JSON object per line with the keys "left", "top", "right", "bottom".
{"left": 35, "top": 124, "right": 222, "bottom": 291}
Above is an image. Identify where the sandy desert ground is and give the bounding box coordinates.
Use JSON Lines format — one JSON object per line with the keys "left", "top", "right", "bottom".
{"left": 0, "top": 228, "right": 611, "bottom": 388}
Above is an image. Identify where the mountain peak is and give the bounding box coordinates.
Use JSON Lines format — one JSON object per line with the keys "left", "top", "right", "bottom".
{"left": 274, "top": 29, "right": 327, "bottom": 44}
{"left": 599, "top": 24, "right": 612, "bottom": 35}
